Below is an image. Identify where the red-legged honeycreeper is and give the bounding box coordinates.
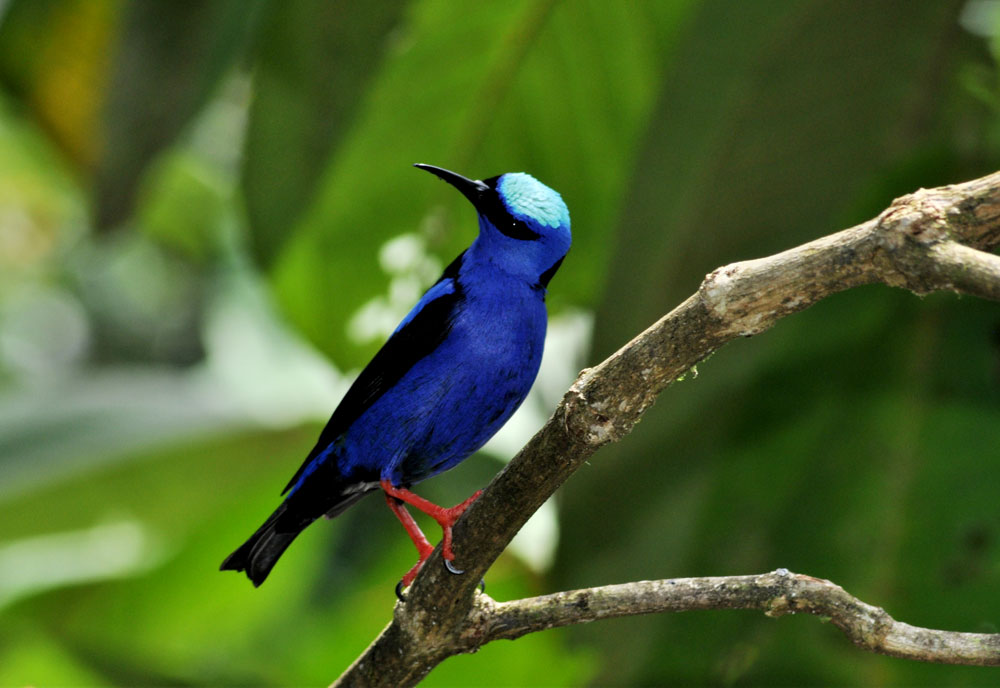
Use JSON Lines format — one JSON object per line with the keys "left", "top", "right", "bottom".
{"left": 221, "top": 164, "right": 571, "bottom": 589}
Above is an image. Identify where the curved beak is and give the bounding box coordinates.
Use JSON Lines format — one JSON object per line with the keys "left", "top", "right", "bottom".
{"left": 414, "top": 163, "right": 490, "bottom": 205}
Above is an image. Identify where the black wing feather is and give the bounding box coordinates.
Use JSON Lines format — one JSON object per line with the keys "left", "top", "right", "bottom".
{"left": 281, "top": 251, "right": 466, "bottom": 494}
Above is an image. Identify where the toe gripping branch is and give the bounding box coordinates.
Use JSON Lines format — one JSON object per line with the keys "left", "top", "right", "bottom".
{"left": 381, "top": 479, "right": 482, "bottom": 591}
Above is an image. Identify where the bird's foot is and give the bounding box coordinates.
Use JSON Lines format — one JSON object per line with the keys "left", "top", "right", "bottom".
{"left": 435, "top": 489, "right": 482, "bottom": 563}
{"left": 382, "top": 481, "right": 484, "bottom": 590}
{"left": 394, "top": 551, "right": 429, "bottom": 602}
{"left": 400, "top": 555, "right": 427, "bottom": 588}
{"left": 384, "top": 489, "right": 434, "bottom": 595}
{"left": 381, "top": 480, "right": 483, "bottom": 569}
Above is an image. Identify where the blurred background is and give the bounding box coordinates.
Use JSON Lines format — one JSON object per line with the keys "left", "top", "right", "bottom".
{"left": 1, "top": 0, "right": 999, "bottom": 685}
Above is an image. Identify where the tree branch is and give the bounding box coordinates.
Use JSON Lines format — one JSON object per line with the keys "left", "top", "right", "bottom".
{"left": 467, "top": 570, "right": 1000, "bottom": 666}
{"left": 333, "top": 171, "right": 1000, "bottom": 687}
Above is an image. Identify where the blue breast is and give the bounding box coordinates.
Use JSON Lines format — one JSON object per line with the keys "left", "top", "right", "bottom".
{"left": 329, "top": 264, "right": 545, "bottom": 486}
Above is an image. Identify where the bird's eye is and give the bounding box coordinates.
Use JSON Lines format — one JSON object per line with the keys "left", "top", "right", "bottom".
{"left": 498, "top": 217, "right": 541, "bottom": 241}
{"left": 479, "top": 177, "right": 542, "bottom": 240}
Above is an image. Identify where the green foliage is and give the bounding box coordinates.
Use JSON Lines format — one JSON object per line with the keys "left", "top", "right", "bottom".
{"left": 137, "top": 151, "right": 231, "bottom": 261}
{"left": 1, "top": 0, "right": 999, "bottom": 685}
{"left": 95, "top": 0, "right": 265, "bottom": 229}
{"left": 241, "top": 0, "right": 409, "bottom": 266}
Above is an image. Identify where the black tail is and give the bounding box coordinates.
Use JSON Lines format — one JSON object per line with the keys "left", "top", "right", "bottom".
{"left": 221, "top": 484, "right": 372, "bottom": 587}
{"left": 220, "top": 503, "right": 312, "bottom": 587}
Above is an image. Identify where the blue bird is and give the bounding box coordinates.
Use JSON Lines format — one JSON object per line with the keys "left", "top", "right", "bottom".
{"left": 221, "top": 164, "right": 571, "bottom": 589}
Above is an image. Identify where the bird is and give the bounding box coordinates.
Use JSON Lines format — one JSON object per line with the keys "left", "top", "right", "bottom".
{"left": 221, "top": 163, "right": 571, "bottom": 590}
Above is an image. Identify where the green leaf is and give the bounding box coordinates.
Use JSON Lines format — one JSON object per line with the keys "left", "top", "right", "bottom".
{"left": 135, "top": 150, "right": 230, "bottom": 261}
{"left": 241, "top": 0, "right": 409, "bottom": 266}
{"left": 0, "top": 0, "right": 117, "bottom": 168}
{"left": 94, "top": 0, "right": 264, "bottom": 230}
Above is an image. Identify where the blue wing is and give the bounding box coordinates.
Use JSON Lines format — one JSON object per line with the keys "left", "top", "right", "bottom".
{"left": 282, "top": 251, "right": 466, "bottom": 494}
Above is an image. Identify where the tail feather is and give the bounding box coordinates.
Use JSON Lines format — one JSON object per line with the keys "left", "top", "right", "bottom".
{"left": 221, "top": 486, "right": 372, "bottom": 586}
{"left": 220, "top": 503, "right": 312, "bottom": 587}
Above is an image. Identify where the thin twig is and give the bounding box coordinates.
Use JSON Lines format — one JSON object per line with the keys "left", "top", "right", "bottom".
{"left": 467, "top": 570, "right": 1000, "bottom": 666}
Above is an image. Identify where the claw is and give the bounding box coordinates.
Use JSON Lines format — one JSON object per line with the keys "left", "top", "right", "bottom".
{"left": 398, "top": 570, "right": 483, "bottom": 599}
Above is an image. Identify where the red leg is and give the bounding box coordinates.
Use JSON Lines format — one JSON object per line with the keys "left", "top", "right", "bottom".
{"left": 383, "top": 493, "right": 434, "bottom": 587}
{"left": 380, "top": 479, "right": 482, "bottom": 576}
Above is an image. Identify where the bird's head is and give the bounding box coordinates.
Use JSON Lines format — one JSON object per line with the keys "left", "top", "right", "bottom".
{"left": 415, "top": 164, "right": 571, "bottom": 288}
